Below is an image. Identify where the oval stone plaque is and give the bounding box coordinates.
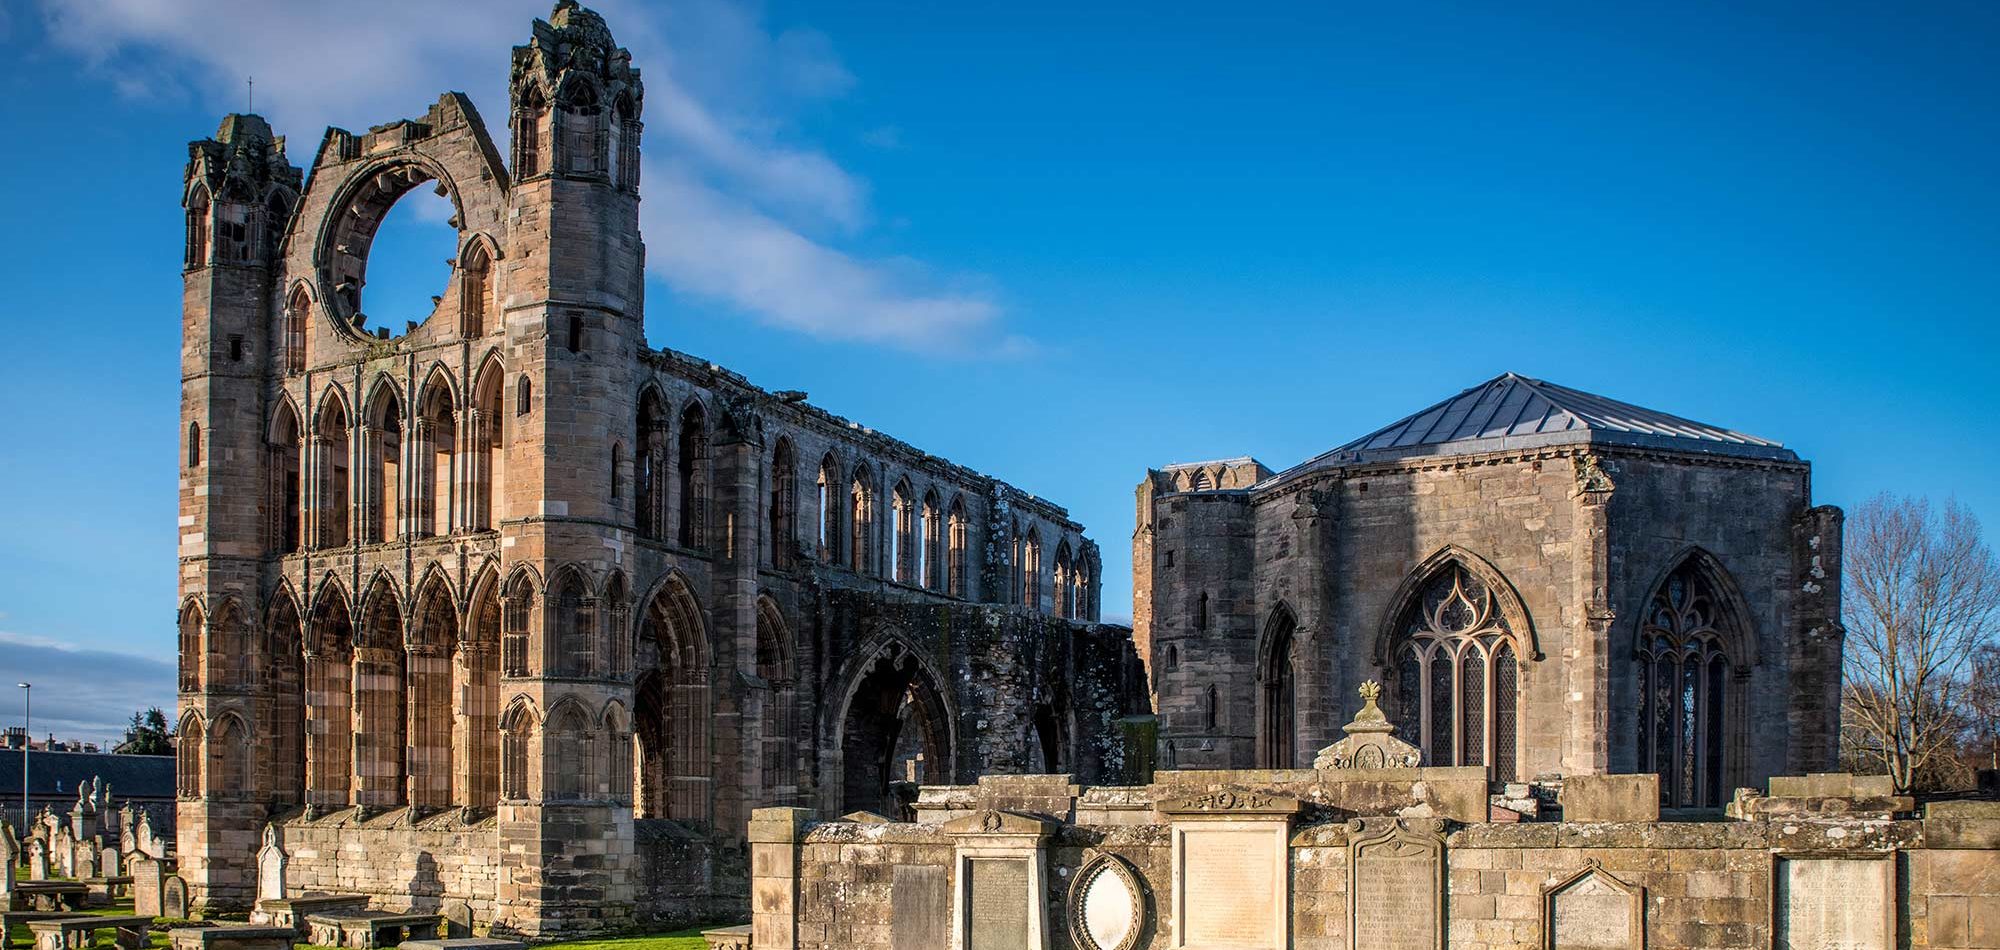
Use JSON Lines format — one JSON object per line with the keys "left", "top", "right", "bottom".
{"left": 1067, "top": 854, "right": 1145, "bottom": 950}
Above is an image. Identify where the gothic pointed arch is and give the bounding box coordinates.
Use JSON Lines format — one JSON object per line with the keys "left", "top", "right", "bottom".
{"left": 355, "top": 573, "right": 407, "bottom": 807}
{"left": 211, "top": 598, "right": 254, "bottom": 689}
{"left": 207, "top": 712, "right": 251, "bottom": 799}
{"left": 460, "top": 560, "right": 503, "bottom": 807}
{"left": 633, "top": 571, "right": 711, "bottom": 823}
{"left": 311, "top": 385, "right": 352, "bottom": 549}
{"left": 362, "top": 377, "right": 406, "bottom": 544}
{"left": 849, "top": 462, "right": 874, "bottom": 574}
{"left": 305, "top": 574, "right": 355, "bottom": 807}
{"left": 636, "top": 384, "right": 670, "bottom": 540}
{"left": 499, "top": 696, "right": 540, "bottom": 801}
{"left": 512, "top": 81, "right": 548, "bottom": 179}
{"left": 469, "top": 352, "right": 506, "bottom": 530}
{"left": 1633, "top": 547, "right": 1753, "bottom": 809}
{"left": 268, "top": 394, "right": 306, "bottom": 554}
{"left": 890, "top": 477, "right": 916, "bottom": 583}
{"left": 281, "top": 282, "right": 313, "bottom": 375}
{"left": 545, "top": 698, "right": 598, "bottom": 801}
{"left": 177, "top": 599, "right": 206, "bottom": 693}
{"left": 456, "top": 234, "right": 502, "bottom": 339}
{"left": 414, "top": 367, "right": 459, "bottom": 537}
{"left": 601, "top": 570, "right": 631, "bottom": 677}
{"left": 264, "top": 582, "right": 307, "bottom": 803}
{"left": 678, "top": 400, "right": 710, "bottom": 549}
{"left": 828, "top": 628, "right": 959, "bottom": 819}
{"left": 1257, "top": 602, "right": 1300, "bottom": 769}
{"left": 501, "top": 564, "right": 542, "bottom": 678}
{"left": 409, "top": 569, "right": 461, "bottom": 809}
{"left": 769, "top": 437, "right": 798, "bottom": 568}
{"left": 548, "top": 565, "right": 597, "bottom": 677}
{"left": 1379, "top": 546, "right": 1532, "bottom": 781}
{"left": 754, "top": 596, "right": 799, "bottom": 805}
{"left": 816, "top": 451, "right": 842, "bottom": 563}
{"left": 602, "top": 699, "right": 633, "bottom": 804}
{"left": 177, "top": 712, "right": 205, "bottom": 798}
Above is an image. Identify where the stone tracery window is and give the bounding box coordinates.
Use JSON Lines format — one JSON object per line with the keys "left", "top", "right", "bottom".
{"left": 1391, "top": 563, "right": 1521, "bottom": 780}
{"left": 946, "top": 499, "right": 968, "bottom": 597}
{"left": 1637, "top": 560, "right": 1734, "bottom": 809}
{"left": 849, "top": 467, "right": 873, "bottom": 574}
{"left": 891, "top": 481, "right": 914, "bottom": 583}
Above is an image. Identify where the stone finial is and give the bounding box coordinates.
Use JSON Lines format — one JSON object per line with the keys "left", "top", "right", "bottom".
{"left": 1312, "top": 680, "right": 1422, "bottom": 770}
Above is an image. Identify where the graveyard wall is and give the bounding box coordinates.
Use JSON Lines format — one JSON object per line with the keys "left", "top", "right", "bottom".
{"left": 758, "top": 792, "right": 2000, "bottom": 950}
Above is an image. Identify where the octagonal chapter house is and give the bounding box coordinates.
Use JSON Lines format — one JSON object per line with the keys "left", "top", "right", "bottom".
{"left": 1134, "top": 372, "right": 1844, "bottom": 803}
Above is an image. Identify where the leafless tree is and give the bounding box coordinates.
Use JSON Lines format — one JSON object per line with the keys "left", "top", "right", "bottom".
{"left": 1964, "top": 644, "right": 2000, "bottom": 772}
{"left": 1842, "top": 494, "right": 2000, "bottom": 793}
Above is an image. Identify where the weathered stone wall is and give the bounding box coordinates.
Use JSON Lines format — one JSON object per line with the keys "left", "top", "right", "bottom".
{"left": 1137, "top": 442, "right": 1841, "bottom": 793}
{"left": 757, "top": 783, "right": 2000, "bottom": 950}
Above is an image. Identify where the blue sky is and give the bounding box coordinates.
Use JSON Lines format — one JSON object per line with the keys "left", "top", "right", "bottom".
{"left": 0, "top": 1, "right": 1995, "bottom": 742}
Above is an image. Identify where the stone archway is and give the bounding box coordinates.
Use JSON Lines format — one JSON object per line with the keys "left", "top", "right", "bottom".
{"left": 835, "top": 640, "right": 954, "bottom": 818}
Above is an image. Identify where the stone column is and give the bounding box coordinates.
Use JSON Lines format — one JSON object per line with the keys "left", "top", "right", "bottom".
{"left": 747, "top": 807, "right": 811, "bottom": 950}
{"left": 711, "top": 415, "right": 760, "bottom": 834}
{"left": 1569, "top": 454, "right": 1616, "bottom": 776}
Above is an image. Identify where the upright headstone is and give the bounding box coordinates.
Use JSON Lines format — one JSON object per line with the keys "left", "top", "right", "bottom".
{"left": 162, "top": 874, "right": 189, "bottom": 920}
{"left": 891, "top": 865, "right": 950, "bottom": 950}
{"left": 131, "top": 855, "right": 165, "bottom": 917}
{"left": 27, "top": 836, "right": 50, "bottom": 881}
{"left": 73, "top": 842, "right": 99, "bottom": 881}
{"left": 136, "top": 811, "right": 165, "bottom": 860}
{"left": 1160, "top": 791, "right": 1301, "bottom": 950}
{"left": 101, "top": 846, "right": 122, "bottom": 878}
{"left": 51, "top": 827, "right": 75, "bottom": 878}
{"left": 0, "top": 820, "right": 18, "bottom": 903}
{"left": 255, "top": 824, "right": 287, "bottom": 905}
{"left": 441, "top": 900, "right": 474, "bottom": 938}
{"left": 1541, "top": 861, "right": 1644, "bottom": 950}
{"left": 1346, "top": 816, "right": 1447, "bottom": 950}
{"left": 943, "top": 810, "right": 1058, "bottom": 950}
{"left": 118, "top": 806, "right": 137, "bottom": 856}
{"left": 1774, "top": 854, "right": 1893, "bottom": 950}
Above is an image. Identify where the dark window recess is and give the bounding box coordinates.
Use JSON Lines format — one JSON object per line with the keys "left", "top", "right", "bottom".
{"left": 228, "top": 335, "right": 244, "bottom": 361}
{"left": 566, "top": 316, "right": 583, "bottom": 353}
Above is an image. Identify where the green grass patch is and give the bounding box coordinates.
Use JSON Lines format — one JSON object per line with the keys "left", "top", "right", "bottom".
{"left": 528, "top": 930, "right": 717, "bottom": 950}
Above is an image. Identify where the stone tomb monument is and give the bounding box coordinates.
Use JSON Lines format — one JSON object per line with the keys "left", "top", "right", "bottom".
{"left": 1064, "top": 854, "right": 1145, "bottom": 950}
{"left": 1313, "top": 681, "right": 1421, "bottom": 770}
{"left": 1774, "top": 853, "right": 1894, "bottom": 950}
{"left": 945, "top": 810, "right": 1057, "bottom": 950}
{"left": 1161, "top": 791, "right": 1300, "bottom": 950}
{"left": 28, "top": 837, "right": 50, "bottom": 881}
{"left": 132, "top": 856, "right": 166, "bottom": 918}
{"left": 1541, "top": 861, "right": 1644, "bottom": 950}
{"left": 163, "top": 874, "right": 189, "bottom": 920}
{"left": 1345, "top": 817, "right": 1446, "bottom": 950}
{"left": 255, "top": 825, "right": 287, "bottom": 905}
{"left": 1, "top": 821, "right": 17, "bottom": 903}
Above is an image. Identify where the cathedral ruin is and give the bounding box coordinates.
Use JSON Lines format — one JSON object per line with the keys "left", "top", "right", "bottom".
{"left": 174, "top": 3, "right": 1141, "bottom": 933}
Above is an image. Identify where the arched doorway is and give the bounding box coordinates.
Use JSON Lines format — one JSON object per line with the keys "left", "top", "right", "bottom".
{"left": 837, "top": 639, "right": 953, "bottom": 819}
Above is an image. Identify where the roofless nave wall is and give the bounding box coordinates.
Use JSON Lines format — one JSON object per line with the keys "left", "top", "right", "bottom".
{"left": 173, "top": 2, "right": 1143, "bottom": 932}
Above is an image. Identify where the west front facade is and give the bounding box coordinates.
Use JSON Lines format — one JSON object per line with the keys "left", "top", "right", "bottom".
{"left": 174, "top": 2, "right": 1141, "bottom": 934}
{"left": 1135, "top": 372, "right": 1845, "bottom": 803}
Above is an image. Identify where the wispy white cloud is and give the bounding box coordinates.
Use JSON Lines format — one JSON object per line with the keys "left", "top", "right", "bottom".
{"left": 35, "top": 0, "right": 1022, "bottom": 355}
{"left": 0, "top": 632, "right": 176, "bottom": 746}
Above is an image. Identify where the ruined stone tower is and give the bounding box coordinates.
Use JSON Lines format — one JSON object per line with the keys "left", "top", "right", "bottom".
{"left": 177, "top": 3, "right": 1141, "bottom": 933}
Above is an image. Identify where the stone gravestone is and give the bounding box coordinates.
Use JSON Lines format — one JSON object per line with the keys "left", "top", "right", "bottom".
{"left": 256, "top": 824, "right": 287, "bottom": 905}
{"left": 28, "top": 836, "right": 50, "bottom": 881}
{"left": 74, "top": 842, "right": 98, "bottom": 881}
{"left": 131, "top": 855, "right": 165, "bottom": 917}
{"left": 1774, "top": 855, "right": 1893, "bottom": 950}
{"left": 1162, "top": 791, "right": 1301, "bottom": 950}
{"left": 1065, "top": 854, "right": 1145, "bottom": 950}
{"left": 1313, "top": 681, "right": 1422, "bottom": 770}
{"left": 944, "top": 810, "right": 1058, "bottom": 950}
{"left": 1346, "top": 816, "right": 1447, "bottom": 950}
{"left": 102, "top": 846, "right": 121, "bottom": 878}
{"left": 1541, "top": 862, "right": 1643, "bottom": 950}
{"left": 118, "top": 805, "right": 137, "bottom": 856}
{"left": 0, "top": 820, "right": 18, "bottom": 902}
{"left": 162, "top": 874, "right": 189, "bottom": 920}
{"left": 52, "top": 827, "right": 75, "bottom": 878}
{"left": 136, "top": 812, "right": 166, "bottom": 860}
{"left": 441, "top": 900, "right": 474, "bottom": 938}
{"left": 891, "top": 864, "right": 949, "bottom": 950}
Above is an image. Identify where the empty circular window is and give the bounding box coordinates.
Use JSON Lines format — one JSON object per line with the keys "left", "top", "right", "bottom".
{"left": 320, "top": 163, "right": 462, "bottom": 340}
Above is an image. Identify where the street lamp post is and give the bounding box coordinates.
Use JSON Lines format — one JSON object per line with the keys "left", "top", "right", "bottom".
{"left": 16, "top": 683, "right": 29, "bottom": 838}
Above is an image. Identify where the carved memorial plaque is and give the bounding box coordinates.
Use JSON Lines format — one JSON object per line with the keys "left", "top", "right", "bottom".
{"left": 893, "top": 864, "right": 950, "bottom": 950}
{"left": 966, "top": 858, "right": 1032, "bottom": 950}
{"left": 1068, "top": 854, "right": 1145, "bottom": 950}
{"left": 1347, "top": 818, "right": 1445, "bottom": 950}
{"left": 1775, "top": 856, "right": 1891, "bottom": 950}
{"left": 1182, "top": 829, "right": 1281, "bottom": 947}
{"left": 131, "top": 855, "right": 164, "bottom": 917}
{"left": 163, "top": 874, "right": 189, "bottom": 920}
{"left": 1543, "top": 864, "right": 1642, "bottom": 950}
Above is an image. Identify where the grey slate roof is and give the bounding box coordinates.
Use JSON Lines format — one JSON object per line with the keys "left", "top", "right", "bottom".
{"left": 1288, "top": 373, "right": 1796, "bottom": 473}
{"left": 0, "top": 750, "right": 176, "bottom": 803}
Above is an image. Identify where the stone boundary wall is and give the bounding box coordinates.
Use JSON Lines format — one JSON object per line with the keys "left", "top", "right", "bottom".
{"left": 275, "top": 813, "right": 741, "bottom": 932}
{"left": 751, "top": 794, "right": 2000, "bottom": 950}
